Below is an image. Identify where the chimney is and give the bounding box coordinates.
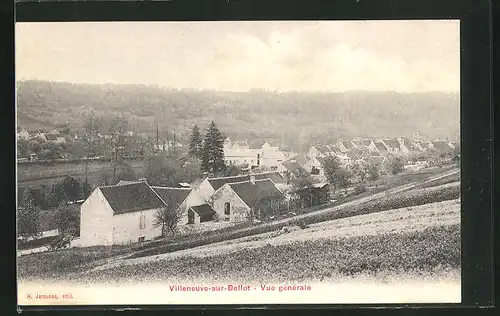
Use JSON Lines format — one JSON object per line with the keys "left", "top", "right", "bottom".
{"left": 250, "top": 175, "right": 255, "bottom": 185}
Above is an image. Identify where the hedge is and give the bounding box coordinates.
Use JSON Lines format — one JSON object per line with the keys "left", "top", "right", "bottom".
{"left": 128, "top": 183, "right": 460, "bottom": 259}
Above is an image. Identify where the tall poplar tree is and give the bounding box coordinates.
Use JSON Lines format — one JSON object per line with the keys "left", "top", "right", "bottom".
{"left": 201, "top": 121, "right": 226, "bottom": 175}
{"left": 188, "top": 125, "right": 203, "bottom": 159}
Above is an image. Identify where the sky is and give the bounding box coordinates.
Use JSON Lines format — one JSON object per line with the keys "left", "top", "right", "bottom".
{"left": 15, "top": 20, "right": 460, "bottom": 93}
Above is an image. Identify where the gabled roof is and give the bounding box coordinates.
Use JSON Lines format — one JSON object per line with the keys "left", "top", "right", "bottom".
{"left": 189, "top": 204, "right": 216, "bottom": 217}
{"left": 342, "top": 141, "right": 355, "bottom": 150}
{"left": 99, "top": 182, "right": 166, "bottom": 215}
{"left": 374, "top": 141, "right": 388, "bottom": 151}
{"left": 45, "top": 133, "right": 62, "bottom": 141}
{"left": 252, "top": 171, "right": 286, "bottom": 184}
{"left": 351, "top": 140, "right": 365, "bottom": 148}
{"left": 286, "top": 153, "right": 308, "bottom": 166}
{"left": 432, "top": 140, "right": 454, "bottom": 152}
{"left": 315, "top": 145, "right": 331, "bottom": 155}
{"left": 363, "top": 140, "right": 373, "bottom": 146}
{"left": 228, "top": 179, "right": 285, "bottom": 209}
{"left": 151, "top": 187, "right": 192, "bottom": 210}
{"left": 328, "top": 145, "right": 342, "bottom": 154}
{"left": 116, "top": 180, "right": 141, "bottom": 186}
{"left": 208, "top": 175, "right": 252, "bottom": 191}
{"left": 207, "top": 171, "right": 285, "bottom": 191}
{"left": 383, "top": 139, "right": 401, "bottom": 150}
{"left": 281, "top": 161, "right": 309, "bottom": 177}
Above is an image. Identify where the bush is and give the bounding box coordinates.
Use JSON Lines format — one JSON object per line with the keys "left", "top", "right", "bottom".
{"left": 128, "top": 183, "right": 459, "bottom": 259}
{"left": 354, "top": 184, "right": 367, "bottom": 195}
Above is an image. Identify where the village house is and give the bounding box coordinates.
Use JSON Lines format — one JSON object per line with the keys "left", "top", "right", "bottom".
{"left": 44, "top": 133, "right": 66, "bottom": 144}
{"left": 196, "top": 171, "right": 286, "bottom": 202}
{"left": 150, "top": 186, "right": 208, "bottom": 225}
{"left": 277, "top": 160, "right": 310, "bottom": 183}
{"left": 432, "top": 140, "right": 456, "bottom": 153}
{"left": 373, "top": 140, "right": 388, "bottom": 154}
{"left": 79, "top": 181, "right": 168, "bottom": 246}
{"left": 211, "top": 177, "right": 287, "bottom": 222}
{"left": 292, "top": 182, "right": 330, "bottom": 209}
{"left": 224, "top": 138, "right": 286, "bottom": 169}
{"left": 381, "top": 138, "right": 409, "bottom": 155}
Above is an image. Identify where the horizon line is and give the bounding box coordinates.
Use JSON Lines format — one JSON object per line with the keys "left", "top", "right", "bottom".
{"left": 15, "top": 79, "right": 460, "bottom": 94}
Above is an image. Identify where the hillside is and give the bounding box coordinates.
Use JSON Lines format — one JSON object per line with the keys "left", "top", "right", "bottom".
{"left": 16, "top": 80, "right": 460, "bottom": 148}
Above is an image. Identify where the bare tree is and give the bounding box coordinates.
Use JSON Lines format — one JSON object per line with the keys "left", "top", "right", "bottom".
{"left": 109, "top": 115, "right": 129, "bottom": 182}
{"left": 83, "top": 110, "right": 100, "bottom": 184}
{"left": 153, "top": 195, "right": 186, "bottom": 237}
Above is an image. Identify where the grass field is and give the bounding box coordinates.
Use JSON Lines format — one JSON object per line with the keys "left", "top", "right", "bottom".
{"left": 18, "top": 198, "right": 460, "bottom": 283}
{"left": 17, "top": 181, "right": 459, "bottom": 281}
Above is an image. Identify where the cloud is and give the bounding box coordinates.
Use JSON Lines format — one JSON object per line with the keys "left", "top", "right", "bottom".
{"left": 15, "top": 21, "right": 459, "bottom": 92}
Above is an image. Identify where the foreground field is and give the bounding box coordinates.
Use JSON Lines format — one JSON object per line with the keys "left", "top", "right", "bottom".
{"left": 27, "top": 199, "right": 459, "bottom": 284}
{"left": 17, "top": 182, "right": 459, "bottom": 281}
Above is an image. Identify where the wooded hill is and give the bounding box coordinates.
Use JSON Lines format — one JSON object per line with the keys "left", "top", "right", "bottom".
{"left": 16, "top": 80, "right": 460, "bottom": 150}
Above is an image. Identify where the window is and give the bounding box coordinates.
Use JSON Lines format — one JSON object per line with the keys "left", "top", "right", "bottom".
{"left": 138, "top": 237, "right": 145, "bottom": 243}
{"left": 224, "top": 202, "right": 231, "bottom": 215}
{"left": 139, "top": 214, "right": 146, "bottom": 229}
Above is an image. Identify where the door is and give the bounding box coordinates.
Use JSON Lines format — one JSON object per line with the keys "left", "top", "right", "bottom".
{"left": 188, "top": 209, "right": 195, "bottom": 224}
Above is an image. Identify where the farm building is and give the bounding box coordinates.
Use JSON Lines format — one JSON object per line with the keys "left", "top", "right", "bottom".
{"left": 44, "top": 133, "right": 66, "bottom": 144}
{"left": 150, "top": 186, "right": 206, "bottom": 225}
{"left": 79, "top": 180, "right": 212, "bottom": 246}
{"left": 211, "top": 177, "right": 287, "bottom": 222}
{"left": 196, "top": 171, "right": 286, "bottom": 202}
{"left": 432, "top": 140, "right": 455, "bottom": 153}
{"left": 188, "top": 204, "right": 217, "bottom": 224}
{"left": 291, "top": 182, "right": 330, "bottom": 209}
{"left": 79, "top": 181, "right": 168, "bottom": 247}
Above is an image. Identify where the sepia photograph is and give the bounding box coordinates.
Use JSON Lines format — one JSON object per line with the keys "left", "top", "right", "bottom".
{"left": 16, "top": 20, "right": 461, "bottom": 305}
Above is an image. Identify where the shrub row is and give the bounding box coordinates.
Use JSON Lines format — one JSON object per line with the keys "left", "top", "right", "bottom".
{"left": 128, "top": 183, "right": 460, "bottom": 259}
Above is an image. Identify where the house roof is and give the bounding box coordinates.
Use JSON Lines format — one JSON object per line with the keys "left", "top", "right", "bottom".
{"left": 281, "top": 161, "right": 309, "bottom": 177}
{"left": 328, "top": 145, "right": 342, "bottom": 154}
{"left": 369, "top": 156, "right": 388, "bottom": 165}
{"left": 374, "top": 141, "right": 388, "bottom": 151}
{"left": 151, "top": 187, "right": 192, "bottom": 210}
{"left": 45, "top": 133, "right": 62, "bottom": 141}
{"left": 99, "top": 182, "right": 166, "bottom": 215}
{"left": 116, "top": 180, "right": 141, "bottom": 186}
{"left": 252, "top": 171, "right": 286, "bottom": 184}
{"left": 207, "top": 171, "right": 285, "bottom": 191}
{"left": 363, "top": 140, "right": 373, "bottom": 146}
{"left": 432, "top": 140, "right": 454, "bottom": 152}
{"left": 228, "top": 179, "right": 285, "bottom": 209}
{"left": 351, "top": 140, "right": 364, "bottom": 148}
{"left": 383, "top": 139, "right": 401, "bottom": 149}
{"left": 208, "top": 175, "right": 252, "bottom": 191}
{"left": 190, "top": 204, "right": 216, "bottom": 217}
{"left": 287, "top": 153, "right": 308, "bottom": 166}
{"left": 342, "top": 141, "right": 355, "bottom": 150}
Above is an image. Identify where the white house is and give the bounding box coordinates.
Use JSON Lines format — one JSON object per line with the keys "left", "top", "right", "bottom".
{"left": 211, "top": 178, "right": 287, "bottom": 222}
{"left": 79, "top": 181, "right": 168, "bottom": 247}
{"left": 17, "top": 129, "right": 30, "bottom": 140}
{"left": 196, "top": 172, "right": 286, "bottom": 202}
{"left": 224, "top": 139, "right": 286, "bottom": 169}
{"left": 150, "top": 186, "right": 207, "bottom": 225}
